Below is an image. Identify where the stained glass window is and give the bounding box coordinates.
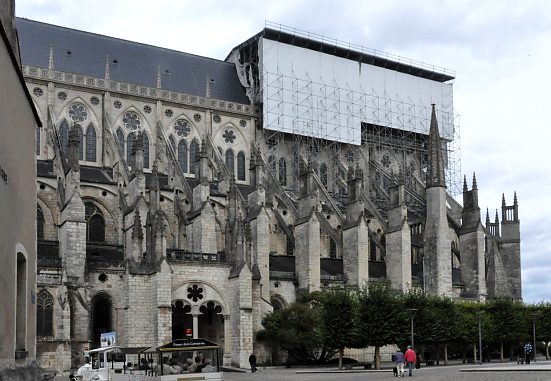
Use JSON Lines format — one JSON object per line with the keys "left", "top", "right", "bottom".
{"left": 126, "top": 133, "right": 135, "bottom": 166}
{"left": 225, "top": 149, "right": 235, "bottom": 175}
{"left": 122, "top": 111, "right": 140, "bottom": 131}
{"left": 59, "top": 120, "right": 69, "bottom": 154}
{"left": 142, "top": 133, "right": 149, "bottom": 169}
{"left": 69, "top": 103, "right": 88, "bottom": 122}
{"left": 37, "top": 207, "right": 44, "bottom": 240}
{"left": 237, "top": 151, "right": 246, "bottom": 181}
{"left": 77, "top": 126, "right": 84, "bottom": 161}
{"left": 189, "top": 139, "right": 199, "bottom": 175}
{"left": 86, "top": 125, "right": 96, "bottom": 162}
{"left": 85, "top": 202, "right": 105, "bottom": 242}
{"left": 178, "top": 140, "right": 188, "bottom": 173}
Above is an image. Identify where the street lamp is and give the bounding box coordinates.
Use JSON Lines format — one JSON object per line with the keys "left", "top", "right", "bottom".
{"left": 532, "top": 312, "right": 541, "bottom": 363}
{"left": 407, "top": 308, "right": 418, "bottom": 348}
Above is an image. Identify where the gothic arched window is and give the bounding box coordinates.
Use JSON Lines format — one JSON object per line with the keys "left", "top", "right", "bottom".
{"left": 85, "top": 125, "right": 96, "bottom": 162}
{"left": 189, "top": 139, "right": 199, "bottom": 175}
{"left": 237, "top": 151, "right": 246, "bottom": 181}
{"left": 36, "top": 127, "right": 40, "bottom": 156}
{"left": 320, "top": 163, "right": 328, "bottom": 187}
{"left": 85, "top": 202, "right": 105, "bottom": 242}
{"left": 178, "top": 140, "right": 188, "bottom": 173}
{"left": 36, "top": 290, "right": 54, "bottom": 336}
{"left": 37, "top": 207, "right": 44, "bottom": 240}
{"left": 126, "top": 133, "right": 135, "bottom": 165}
{"left": 225, "top": 149, "right": 235, "bottom": 176}
{"left": 142, "top": 133, "right": 149, "bottom": 169}
{"left": 278, "top": 158, "right": 287, "bottom": 186}
{"left": 59, "top": 120, "right": 69, "bottom": 154}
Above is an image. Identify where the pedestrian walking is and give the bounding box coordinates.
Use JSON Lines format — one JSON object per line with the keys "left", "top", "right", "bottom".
{"left": 249, "top": 353, "right": 257, "bottom": 373}
{"left": 404, "top": 345, "right": 417, "bottom": 377}
{"left": 394, "top": 348, "right": 405, "bottom": 377}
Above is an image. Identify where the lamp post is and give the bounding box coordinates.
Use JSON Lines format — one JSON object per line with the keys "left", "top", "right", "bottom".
{"left": 407, "top": 308, "right": 418, "bottom": 348}
{"left": 532, "top": 312, "right": 541, "bottom": 363}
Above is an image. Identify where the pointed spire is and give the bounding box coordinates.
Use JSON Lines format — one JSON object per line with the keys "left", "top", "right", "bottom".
{"left": 495, "top": 209, "right": 499, "bottom": 224}
{"left": 67, "top": 122, "right": 80, "bottom": 169}
{"left": 156, "top": 66, "right": 162, "bottom": 89}
{"left": 104, "top": 55, "right": 110, "bottom": 81}
{"left": 502, "top": 193, "right": 506, "bottom": 207}
{"left": 485, "top": 208, "right": 490, "bottom": 225}
{"left": 132, "top": 210, "right": 143, "bottom": 240}
{"left": 513, "top": 191, "right": 518, "bottom": 206}
{"left": 463, "top": 175, "right": 468, "bottom": 192}
{"left": 150, "top": 161, "right": 159, "bottom": 191}
{"left": 472, "top": 172, "right": 478, "bottom": 190}
{"left": 425, "top": 104, "right": 446, "bottom": 188}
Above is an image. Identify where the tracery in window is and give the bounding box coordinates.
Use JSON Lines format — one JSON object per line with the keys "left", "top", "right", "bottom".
{"left": 77, "top": 126, "right": 84, "bottom": 160}
{"left": 36, "top": 290, "right": 53, "bottom": 336}
{"left": 85, "top": 202, "right": 105, "bottom": 242}
{"left": 126, "top": 133, "right": 135, "bottom": 165}
{"left": 68, "top": 103, "right": 88, "bottom": 123}
{"left": 237, "top": 151, "right": 246, "bottom": 181}
{"left": 174, "top": 119, "right": 190, "bottom": 137}
{"left": 178, "top": 140, "right": 188, "bottom": 173}
{"left": 122, "top": 111, "right": 140, "bottom": 131}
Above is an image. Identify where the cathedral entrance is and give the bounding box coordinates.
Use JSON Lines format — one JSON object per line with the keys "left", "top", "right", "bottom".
{"left": 172, "top": 301, "right": 192, "bottom": 340}
{"left": 91, "top": 293, "right": 112, "bottom": 348}
{"left": 198, "top": 301, "right": 224, "bottom": 345}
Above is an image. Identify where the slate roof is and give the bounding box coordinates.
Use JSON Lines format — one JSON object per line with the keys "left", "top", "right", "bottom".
{"left": 16, "top": 18, "right": 250, "bottom": 104}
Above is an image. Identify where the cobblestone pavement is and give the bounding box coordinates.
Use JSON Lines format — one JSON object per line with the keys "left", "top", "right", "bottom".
{"left": 224, "top": 361, "right": 551, "bottom": 381}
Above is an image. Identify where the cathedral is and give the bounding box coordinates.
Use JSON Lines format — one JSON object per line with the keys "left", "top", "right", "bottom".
{"left": 16, "top": 17, "right": 521, "bottom": 372}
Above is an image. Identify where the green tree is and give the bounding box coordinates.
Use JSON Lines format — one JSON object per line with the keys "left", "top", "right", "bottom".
{"left": 357, "top": 282, "right": 403, "bottom": 369}
{"left": 485, "top": 298, "right": 525, "bottom": 361}
{"left": 256, "top": 300, "right": 337, "bottom": 364}
{"left": 316, "top": 288, "right": 361, "bottom": 369}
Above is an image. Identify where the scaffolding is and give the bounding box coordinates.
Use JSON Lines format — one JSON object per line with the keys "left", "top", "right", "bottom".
{"left": 232, "top": 22, "right": 461, "bottom": 215}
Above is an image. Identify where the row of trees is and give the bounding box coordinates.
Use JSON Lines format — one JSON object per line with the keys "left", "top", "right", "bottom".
{"left": 256, "top": 283, "right": 551, "bottom": 369}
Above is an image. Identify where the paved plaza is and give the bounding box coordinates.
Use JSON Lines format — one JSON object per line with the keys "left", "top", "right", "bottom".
{"left": 224, "top": 361, "right": 551, "bottom": 381}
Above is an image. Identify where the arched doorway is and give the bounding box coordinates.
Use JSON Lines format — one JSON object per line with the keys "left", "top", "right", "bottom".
{"left": 91, "top": 293, "right": 112, "bottom": 348}
{"left": 198, "top": 301, "right": 224, "bottom": 345}
{"left": 172, "top": 301, "right": 192, "bottom": 340}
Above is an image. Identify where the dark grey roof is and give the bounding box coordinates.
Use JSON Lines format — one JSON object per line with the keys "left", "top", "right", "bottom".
{"left": 16, "top": 18, "right": 250, "bottom": 104}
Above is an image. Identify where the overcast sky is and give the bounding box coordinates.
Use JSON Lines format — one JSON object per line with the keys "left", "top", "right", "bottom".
{"left": 15, "top": 0, "right": 551, "bottom": 304}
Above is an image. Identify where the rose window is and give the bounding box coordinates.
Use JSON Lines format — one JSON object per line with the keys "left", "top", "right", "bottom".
{"left": 123, "top": 112, "right": 140, "bottom": 131}
{"left": 213, "top": 114, "right": 221, "bottom": 123}
{"left": 194, "top": 113, "right": 201, "bottom": 122}
{"left": 223, "top": 130, "right": 236, "bottom": 144}
{"left": 69, "top": 103, "right": 88, "bottom": 122}
{"left": 187, "top": 284, "right": 204, "bottom": 302}
{"left": 174, "top": 119, "right": 191, "bottom": 137}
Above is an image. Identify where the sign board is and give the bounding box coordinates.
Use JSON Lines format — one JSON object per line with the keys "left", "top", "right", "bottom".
{"left": 100, "top": 332, "right": 117, "bottom": 347}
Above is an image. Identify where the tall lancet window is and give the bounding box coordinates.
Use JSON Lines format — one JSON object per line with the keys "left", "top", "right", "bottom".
{"left": 178, "top": 140, "right": 188, "bottom": 173}
{"left": 225, "top": 149, "right": 235, "bottom": 176}
{"left": 85, "top": 125, "right": 96, "bottom": 162}
{"left": 237, "top": 151, "right": 246, "bottom": 181}
{"left": 85, "top": 202, "right": 105, "bottom": 242}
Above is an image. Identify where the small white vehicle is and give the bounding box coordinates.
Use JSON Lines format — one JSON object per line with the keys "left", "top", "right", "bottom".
{"left": 77, "top": 339, "right": 223, "bottom": 381}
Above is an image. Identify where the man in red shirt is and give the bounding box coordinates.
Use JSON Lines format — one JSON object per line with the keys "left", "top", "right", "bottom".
{"left": 404, "top": 345, "right": 417, "bottom": 377}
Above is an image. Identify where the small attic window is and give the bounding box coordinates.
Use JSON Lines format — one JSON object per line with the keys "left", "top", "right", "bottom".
{"left": 66, "top": 50, "right": 72, "bottom": 56}
{"left": 112, "top": 59, "right": 118, "bottom": 64}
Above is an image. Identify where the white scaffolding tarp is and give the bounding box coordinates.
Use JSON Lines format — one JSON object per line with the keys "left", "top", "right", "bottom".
{"left": 261, "top": 38, "right": 454, "bottom": 145}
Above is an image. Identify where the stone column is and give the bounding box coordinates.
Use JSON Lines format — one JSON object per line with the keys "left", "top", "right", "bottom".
{"left": 223, "top": 314, "right": 231, "bottom": 366}
{"left": 192, "top": 313, "right": 200, "bottom": 339}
